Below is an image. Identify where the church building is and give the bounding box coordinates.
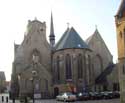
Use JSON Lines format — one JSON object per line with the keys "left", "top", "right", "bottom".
{"left": 10, "top": 12, "right": 119, "bottom": 99}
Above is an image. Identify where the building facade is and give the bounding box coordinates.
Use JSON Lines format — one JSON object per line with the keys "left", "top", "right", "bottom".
{"left": 115, "top": 0, "right": 125, "bottom": 102}
{"left": 10, "top": 13, "right": 119, "bottom": 100}
{"left": 0, "top": 71, "right": 6, "bottom": 93}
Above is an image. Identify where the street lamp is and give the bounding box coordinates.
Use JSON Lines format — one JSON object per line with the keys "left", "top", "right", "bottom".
{"left": 30, "top": 70, "right": 37, "bottom": 103}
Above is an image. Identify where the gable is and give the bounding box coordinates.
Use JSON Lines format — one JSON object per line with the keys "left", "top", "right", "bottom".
{"left": 86, "top": 29, "right": 112, "bottom": 58}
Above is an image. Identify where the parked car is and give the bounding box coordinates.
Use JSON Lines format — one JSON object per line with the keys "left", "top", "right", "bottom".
{"left": 101, "top": 91, "right": 113, "bottom": 99}
{"left": 94, "top": 92, "right": 103, "bottom": 100}
{"left": 112, "top": 91, "right": 120, "bottom": 98}
{"left": 56, "top": 92, "right": 77, "bottom": 102}
{"left": 76, "top": 92, "right": 90, "bottom": 101}
{"left": 89, "top": 92, "right": 97, "bottom": 100}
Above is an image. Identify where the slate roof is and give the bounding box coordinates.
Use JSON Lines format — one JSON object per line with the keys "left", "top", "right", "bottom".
{"left": 95, "top": 63, "right": 115, "bottom": 84}
{"left": 55, "top": 27, "right": 89, "bottom": 50}
{"left": 0, "top": 71, "right": 6, "bottom": 80}
{"left": 116, "top": 0, "right": 125, "bottom": 17}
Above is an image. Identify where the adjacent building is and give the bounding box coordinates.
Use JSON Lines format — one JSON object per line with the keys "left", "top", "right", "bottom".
{"left": 0, "top": 71, "right": 6, "bottom": 93}
{"left": 115, "top": 0, "right": 125, "bottom": 102}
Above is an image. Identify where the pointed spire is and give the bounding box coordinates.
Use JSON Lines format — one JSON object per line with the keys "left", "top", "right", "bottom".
{"left": 93, "top": 25, "right": 100, "bottom": 36}
{"left": 49, "top": 11, "right": 55, "bottom": 49}
{"left": 95, "top": 25, "right": 97, "bottom": 30}
{"left": 50, "top": 12, "right": 54, "bottom": 36}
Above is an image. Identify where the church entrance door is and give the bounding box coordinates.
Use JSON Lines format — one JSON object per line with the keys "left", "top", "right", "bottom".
{"left": 54, "top": 87, "right": 59, "bottom": 98}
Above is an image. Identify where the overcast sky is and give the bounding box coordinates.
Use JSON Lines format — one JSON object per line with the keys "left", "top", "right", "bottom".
{"left": 0, "top": 0, "right": 121, "bottom": 81}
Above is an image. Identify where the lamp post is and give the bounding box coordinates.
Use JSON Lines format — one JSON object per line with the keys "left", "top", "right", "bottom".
{"left": 30, "top": 70, "right": 37, "bottom": 103}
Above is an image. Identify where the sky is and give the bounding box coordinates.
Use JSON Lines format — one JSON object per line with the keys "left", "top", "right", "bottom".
{"left": 0, "top": 0, "right": 121, "bottom": 81}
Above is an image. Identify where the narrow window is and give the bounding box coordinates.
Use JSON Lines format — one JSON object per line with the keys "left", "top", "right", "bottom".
{"left": 88, "top": 55, "right": 91, "bottom": 76}
{"left": 78, "top": 54, "right": 83, "bottom": 79}
{"left": 66, "top": 54, "right": 72, "bottom": 79}
{"left": 45, "top": 79, "right": 48, "bottom": 91}
{"left": 57, "top": 56, "right": 60, "bottom": 81}
{"left": 124, "top": 28, "right": 125, "bottom": 36}
{"left": 123, "top": 64, "right": 125, "bottom": 74}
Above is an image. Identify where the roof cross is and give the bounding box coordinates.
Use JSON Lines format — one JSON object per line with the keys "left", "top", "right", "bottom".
{"left": 67, "top": 22, "right": 70, "bottom": 28}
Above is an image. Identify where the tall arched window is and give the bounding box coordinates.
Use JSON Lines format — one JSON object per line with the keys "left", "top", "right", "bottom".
{"left": 66, "top": 54, "right": 72, "bottom": 79}
{"left": 78, "top": 54, "right": 83, "bottom": 79}
{"left": 88, "top": 55, "right": 91, "bottom": 82}
{"left": 31, "top": 49, "right": 41, "bottom": 64}
{"left": 56, "top": 56, "right": 60, "bottom": 81}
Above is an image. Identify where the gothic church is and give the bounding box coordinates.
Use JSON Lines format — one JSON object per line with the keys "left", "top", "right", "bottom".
{"left": 10, "top": 13, "right": 119, "bottom": 99}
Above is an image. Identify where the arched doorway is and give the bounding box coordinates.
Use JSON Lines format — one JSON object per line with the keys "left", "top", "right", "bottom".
{"left": 54, "top": 87, "right": 59, "bottom": 98}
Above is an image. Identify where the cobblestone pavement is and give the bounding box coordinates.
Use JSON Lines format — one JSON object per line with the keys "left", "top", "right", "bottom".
{"left": 7, "top": 99, "right": 120, "bottom": 103}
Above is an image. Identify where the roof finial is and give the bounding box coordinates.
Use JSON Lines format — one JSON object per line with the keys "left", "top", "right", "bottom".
{"left": 67, "top": 22, "right": 70, "bottom": 29}
{"left": 95, "top": 25, "right": 97, "bottom": 29}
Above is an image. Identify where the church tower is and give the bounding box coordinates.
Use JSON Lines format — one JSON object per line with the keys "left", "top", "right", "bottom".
{"left": 115, "top": 0, "right": 125, "bottom": 102}
{"left": 49, "top": 12, "right": 55, "bottom": 50}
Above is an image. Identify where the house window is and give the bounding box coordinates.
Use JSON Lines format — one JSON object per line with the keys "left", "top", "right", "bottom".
{"left": 56, "top": 56, "right": 60, "bottom": 81}
{"left": 123, "top": 64, "right": 125, "bottom": 74}
{"left": 124, "top": 28, "right": 125, "bottom": 34}
{"left": 120, "top": 31, "right": 122, "bottom": 38}
{"left": 66, "top": 54, "right": 72, "bottom": 79}
{"left": 78, "top": 54, "right": 83, "bottom": 79}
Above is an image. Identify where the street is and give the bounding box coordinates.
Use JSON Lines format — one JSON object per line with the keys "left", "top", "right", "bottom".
{"left": 0, "top": 93, "right": 120, "bottom": 103}
{"left": 7, "top": 99, "right": 120, "bottom": 103}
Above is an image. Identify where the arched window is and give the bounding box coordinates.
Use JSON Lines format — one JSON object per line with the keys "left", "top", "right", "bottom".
{"left": 88, "top": 55, "right": 91, "bottom": 76}
{"left": 88, "top": 55, "right": 92, "bottom": 83}
{"left": 56, "top": 56, "right": 60, "bottom": 80}
{"left": 45, "top": 79, "right": 48, "bottom": 91}
{"left": 78, "top": 54, "right": 83, "bottom": 79}
{"left": 31, "top": 49, "right": 41, "bottom": 64}
{"left": 93, "top": 54, "right": 103, "bottom": 78}
{"left": 66, "top": 54, "right": 72, "bottom": 79}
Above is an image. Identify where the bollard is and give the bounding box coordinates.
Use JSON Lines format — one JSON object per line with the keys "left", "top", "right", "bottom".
{"left": 2, "top": 96, "right": 4, "bottom": 102}
{"left": 6, "top": 96, "right": 8, "bottom": 103}
{"left": 12, "top": 98, "right": 15, "bottom": 103}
